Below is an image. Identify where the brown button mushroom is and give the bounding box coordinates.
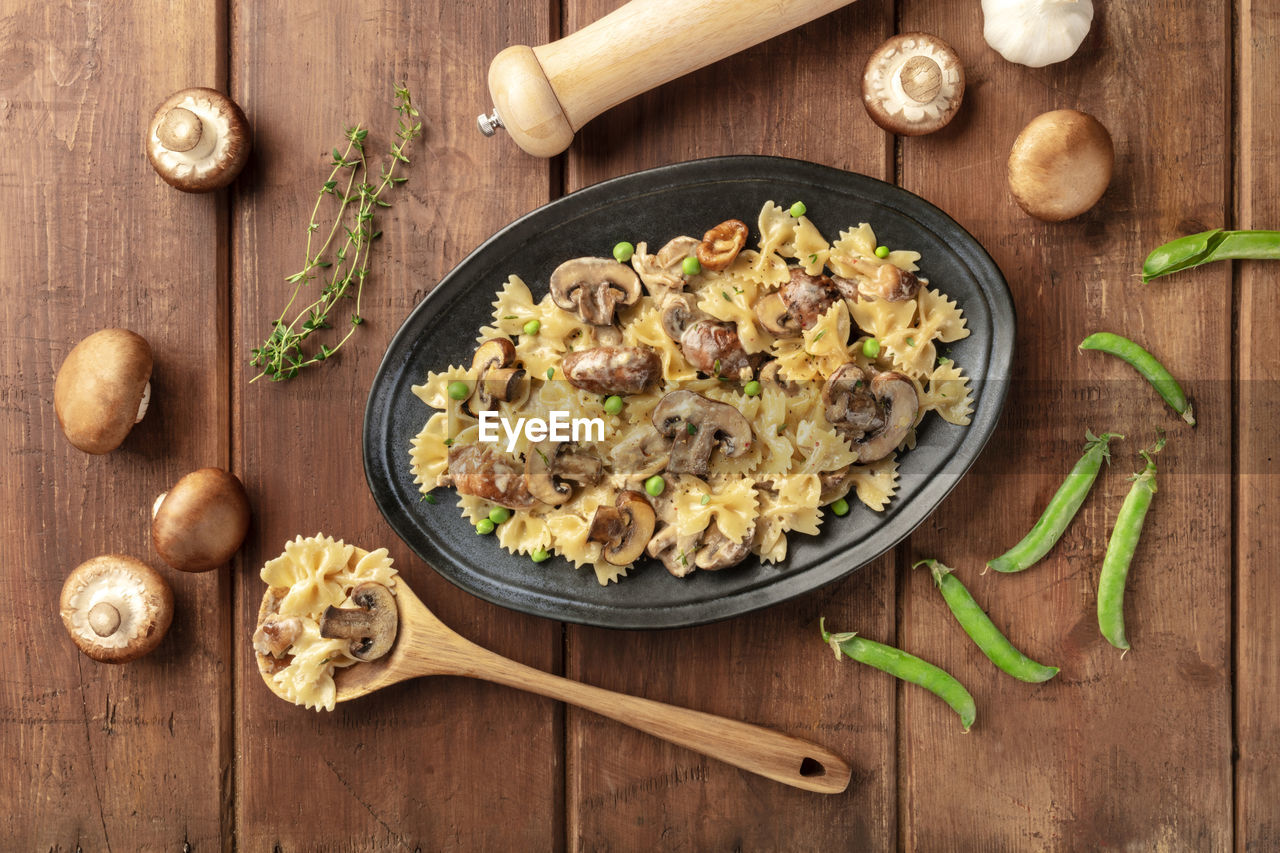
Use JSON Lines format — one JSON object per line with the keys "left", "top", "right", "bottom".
{"left": 151, "top": 468, "right": 251, "bottom": 572}
{"left": 60, "top": 555, "right": 173, "bottom": 663}
{"left": 466, "top": 338, "right": 528, "bottom": 416}
{"left": 54, "top": 328, "right": 153, "bottom": 454}
{"left": 319, "top": 582, "right": 398, "bottom": 662}
{"left": 587, "top": 491, "right": 657, "bottom": 565}
{"left": 822, "top": 364, "right": 919, "bottom": 463}
{"left": 525, "top": 441, "right": 603, "bottom": 507}
{"left": 862, "top": 33, "right": 966, "bottom": 136}
{"left": 146, "top": 87, "right": 251, "bottom": 192}
{"left": 561, "top": 346, "right": 661, "bottom": 396}
{"left": 550, "top": 257, "right": 643, "bottom": 326}
{"left": 652, "top": 390, "right": 753, "bottom": 478}
{"left": 1007, "top": 109, "right": 1114, "bottom": 221}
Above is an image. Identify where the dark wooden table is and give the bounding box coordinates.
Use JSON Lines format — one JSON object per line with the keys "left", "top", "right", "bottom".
{"left": 4, "top": 0, "right": 1276, "bottom": 849}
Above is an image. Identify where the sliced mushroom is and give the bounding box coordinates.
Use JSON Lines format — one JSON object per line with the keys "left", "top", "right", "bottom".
{"left": 818, "top": 465, "right": 858, "bottom": 505}
{"left": 631, "top": 236, "right": 700, "bottom": 298}
{"left": 319, "top": 582, "right": 398, "bottom": 662}
{"left": 54, "top": 328, "right": 153, "bottom": 454}
{"left": 252, "top": 613, "right": 304, "bottom": 658}
{"left": 680, "top": 320, "right": 753, "bottom": 378}
{"left": 647, "top": 523, "right": 702, "bottom": 578}
{"left": 587, "top": 490, "right": 657, "bottom": 565}
{"left": 525, "top": 441, "right": 603, "bottom": 507}
{"left": 151, "top": 468, "right": 252, "bottom": 573}
{"left": 550, "top": 257, "right": 643, "bottom": 326}
{"left": 146, "top": 88, "right": 251, "bottom": 192}
{"left": 862, "top": 33, "right": 965, "bottom": 136}
{"left": 561, "top": 346, "right": 661, "bottom": 396}
{"left": 652, "top": 391, "right": 754, "bottom": 478}
{"left": 696, "top": 219, "right": 750, "bottom": 271}
{"left": 660, "top": 292, "right": 706, "bottom": 341}
{"left": 60, "top": 555, "right": 174, "bottom": 663}
{"left": 441, "top": 443, "right": 537, "bottom": 509}
{"left": 823, "top": 365, "right": 918, "bottom": 463}
{"left": 466, "top": 338, "right": 527, "bottom": 416}
{"left": 844, "top": 260, "right": 921, "bottom": 303}
{"left": 695, "top": 521, "right": 753, "bottom": 571}
{"left": 610, "top": 429, "right": 672, "bottom": 485}
{"left": 755, "top": 267, "right": 842, "bottom": 336}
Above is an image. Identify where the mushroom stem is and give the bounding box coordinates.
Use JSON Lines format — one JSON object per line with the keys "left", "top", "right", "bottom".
{"left": 318, "top": 608, "right": 377, "bottom": 638}
{"left": 88, "top": 602, "right": 121, "bottom": 638}
{"left": 151, "top": 492, "right": 167, "bottom": 519}
{"left": 897, "top": 55, "right": 942, "bottom": 104}
{"left": 157, "top": 107, "right": 216, "bottom": 159}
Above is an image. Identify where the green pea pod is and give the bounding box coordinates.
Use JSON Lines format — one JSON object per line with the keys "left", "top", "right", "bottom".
{"left": 915, "top": 560, "right": 1058, "bottom": 683}
{"left": 1079, "top": 332, "right": 1194, "bottom": 425}
{"left": 1098, "top": 438, "right": 1166, "bottom": 650}
{"left": 821, "top": 618, "right": 976, "bottom": 731}
{"left": 988, "top": 431, "right": 1121, "bottom": 573}
{"left": 1142, "top": 229, "right": 1280, "bottom": 283}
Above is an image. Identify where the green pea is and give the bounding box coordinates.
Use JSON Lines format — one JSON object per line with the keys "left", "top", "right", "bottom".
{"left": 488, "top": 507, "right": 511, "bottom": 525}
{"left": 875, "top": 245, "right": 890, "bottom": 259}
{"left": 613, "top": 241, "right": 635, "bottom": 263}
{"left": 447, "top": 380, "right": 470, "bottom": 400}
{"left": 531, "top": 548, "right": 551, "bottom": 563}
{"left": 523, "top": 319, "right": 541, "bottom": 336}
{"left": 1098, "top": 439, "right": 1165, "bottom": 650}
{"left": 916, "top": 559, "right": 1058, "bottom": 683}
{"left": 682, "top": 255, "right": 702, "bottom": 276}
{"left": 821, "top": 618, "right": 976, "bottom": 732}
{"left": 862, "top": 337, "right": 880, "bottom": 358}
{"left": 603, "top": 395, "right": 624, "bottom": 415}
{"left": 476, "top": 519, "right": 495, "bottom": 535}
{"left": 831, "top": 498, "right": 849, "bottom": 517}
{"left": 744, "top": 380, "right": 762, "bottom": 397}
{"left": 546, "top": 367, "right": 555, "bottom": 380}
{"left": 789, "top": 201, "right": 807, "bottom": 218}
{"left": 1079, "top": 332, "right": 1195, "bottom": 425}
{"left": 644, "top": 475, "right": 665, "bottom": 497}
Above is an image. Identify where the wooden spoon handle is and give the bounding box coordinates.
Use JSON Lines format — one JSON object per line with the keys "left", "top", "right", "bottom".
{"left": 486, "top": 0, "right": 856, "bottom": 156}
{"left": 453, "top": 639, "right": 851, "bottom": 793}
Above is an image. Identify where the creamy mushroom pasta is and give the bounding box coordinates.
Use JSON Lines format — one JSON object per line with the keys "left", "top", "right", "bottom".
{"left": 409, "top": 202, "right": 973, "bottom": 585}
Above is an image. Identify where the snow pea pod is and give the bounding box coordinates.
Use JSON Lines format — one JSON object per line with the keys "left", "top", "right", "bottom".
{"left": 915, "top": 560, "right": 1059, "bottom": 683}
{"left": 1079, "top": 331, "right": 1194, "bottom": 425}
{"left": 1098, "top": 438, "right": 1166, "bottom": 651}
{"left": 988, "top": 431, "right": 1121, "bottom": 573}
{"left": 821, "top": 618, "right": 976, "bottom": 731}
{"left": 1142, "top": 229, "right": 1280, "bottom": 283}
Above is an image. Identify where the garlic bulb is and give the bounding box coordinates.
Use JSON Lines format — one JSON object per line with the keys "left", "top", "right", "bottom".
{"left": 982, "top": 0, "right": 1094, "bottom": 68}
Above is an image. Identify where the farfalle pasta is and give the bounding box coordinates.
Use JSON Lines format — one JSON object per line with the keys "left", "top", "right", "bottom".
{"left": 409, "top": 203, "right": 974, "bottom": 585}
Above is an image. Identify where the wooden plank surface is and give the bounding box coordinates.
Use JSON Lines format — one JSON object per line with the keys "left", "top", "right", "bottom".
{"left": 0, "top": 1, "right": 231, "bottom": 849}
{"left": 562, "top": 1, "right": 898, "bottom": 848}
{"left": 1235, "top": 1, "right": 1280, "bottom": 849}
{"left": 896, "top": 0, "right": 1233, "bottom": 849}
{"left": 228, "top": 2, "right": 561, "bottom": 849}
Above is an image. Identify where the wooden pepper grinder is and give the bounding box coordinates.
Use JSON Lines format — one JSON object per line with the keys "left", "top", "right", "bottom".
{"left": 479, "top": 0, "right": 856, "bottom": 157}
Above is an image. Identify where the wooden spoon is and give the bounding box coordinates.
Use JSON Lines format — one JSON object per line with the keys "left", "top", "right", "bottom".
{"left": 258, "top": 579, "right": 851, "bottom": 794}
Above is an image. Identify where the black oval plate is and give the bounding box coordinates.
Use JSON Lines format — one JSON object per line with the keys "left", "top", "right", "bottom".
{"left": 364, "top": 155, "right": 1013, "bottom": 629}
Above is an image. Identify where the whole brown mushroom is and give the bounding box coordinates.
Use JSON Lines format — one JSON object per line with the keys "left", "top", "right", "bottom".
{"left": 151, "top": 468, "right": 251, "bottom": 572}
{"left": 146, "top": 87, "right": 251, "bottom": 192}
{"left": 1007, "top": 109, "right": 1114, "bottom": 221}
{"left": 60, "top": 555, "right": 173, "bottom": 663}
{"left": 54, "top": 328, "right": 153, "bottom": 454}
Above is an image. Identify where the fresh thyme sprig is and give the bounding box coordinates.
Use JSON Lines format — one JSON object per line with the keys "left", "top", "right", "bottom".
{"left": 250, "top": 84, "right": 422, "bottom": 382}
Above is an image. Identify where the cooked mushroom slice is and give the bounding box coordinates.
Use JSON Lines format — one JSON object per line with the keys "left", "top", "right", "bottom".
{"left": 845, "top": 259, "right": 921, "bottom": 303}
{"left": 823, "top": 365, "right": 918, "bottom": 463}
{"left": 252, "top": 613, "right": 304, "bottom": 658}
{"left": 54, "top": 328, "right": 153, "bottom": 454}
{"left": 680, "top": 320, "right": 753, "bottom": 378}
{"left": 660, "top": 292, "right": 706, "bottom": 341}
{"left": 647, "top": 523, "right": 702, "bottom": 578}
{"left": 652, "top": 391, "right": 754, "bottom": 478}
{"left": 60, "top": 555, "right": 174, "bottom": 663}
{"left": 862, "top": 33, "right": 965, "bottom": 136}
{"left": 756, "top": 268, "right": 842, "bottom": 336}
{"left": 823, "top": 364, "right": 886, "bottom": 436}
{"left": 151, "top": 468, "right": 252, "bottom": 572}
{"left": 466, "top": 338, "right": 527, "bottom": 416}
{"left": 611, "top": 429, "right": 672, "bottom": 484}
{"left": 319, "top": 582, "right": 398, "bottom": 662}
{"left": 587, "top": 490, "right": 657, "bottom": 565}
{"left": 696, "top": 219, "right": 750, "bottom": 271}
{"left": 631, "top": 236, "right": 701, "bottom": 298}
{"left": 146, "top": 88, "right": 252, "bottom": 192}
{"left": 561, "top": 346, "right": 662, "bottom": 396}
{"left": 550, "top": 257, "right": 643, "bottom": 326}
{"left": 695, "top": 522, "right": 753, "bottom": 571}
{"left": 525, "top": 441, "right": 603, "bottom": 506}
{"left": 441, "top": 443, "right": 537, "bottom": 509}
{"left": 817, "top": 466, "right": 858, "bottom": 505}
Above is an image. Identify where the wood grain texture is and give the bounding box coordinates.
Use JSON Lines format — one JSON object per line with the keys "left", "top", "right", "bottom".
{"left": 1235, "top": 1, "right": 1280, "bottom": 850}
{"left": 0, "top": 1, "right": 231, "bottom": 849}
{"left": 561, "top": 1, "right": 898, "bottom": 848}
{"left": 228, "top": 1, "right": 560, "bottom": 849}
{"left": 897, "top": 0, "right": 1232, "bottom": 849}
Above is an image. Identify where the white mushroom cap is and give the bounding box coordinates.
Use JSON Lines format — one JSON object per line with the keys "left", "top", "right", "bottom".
{"left": 60, "top": 555, "right": 174, "bottom": 663}
{"left": 54, "top": 328, "right": 153, "bottom": 454}
{"left": 1007, "top": 109, "right": 1114, "bottom": 221}
{"left": 862, "top": 33, "right": 965, "bottom": 136}
{"left": 146, "top": 87, "right": 251, "bottom": 192}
